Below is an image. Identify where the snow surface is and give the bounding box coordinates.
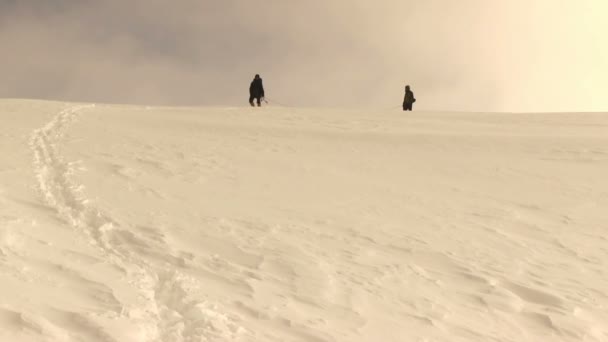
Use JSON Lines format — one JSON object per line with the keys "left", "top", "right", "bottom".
{"left": 1, "top": 99, "right": 607, "bottom": 341}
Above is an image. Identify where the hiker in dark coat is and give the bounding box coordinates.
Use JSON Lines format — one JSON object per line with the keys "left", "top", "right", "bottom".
{"left": 403, "top": 85, "right": 416, "bottom": 111}
{"left": 249, "top": 74, "right": 265, "bottom": 107}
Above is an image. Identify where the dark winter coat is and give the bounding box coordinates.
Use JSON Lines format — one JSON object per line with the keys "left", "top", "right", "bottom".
{"left": 403, "top": 89, "right": 415, "bottom": 105}
{"left": 249, "top": 78, "right": 265, "bottom": 98}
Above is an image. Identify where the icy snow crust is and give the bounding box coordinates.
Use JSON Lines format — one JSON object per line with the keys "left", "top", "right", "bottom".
{"left": 1, "top": 100, "right": 607, "bottom": 341}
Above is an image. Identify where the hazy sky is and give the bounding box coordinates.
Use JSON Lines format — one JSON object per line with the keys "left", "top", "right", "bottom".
{"left": 1, "top": 0, "right": 606, "bottom": 112}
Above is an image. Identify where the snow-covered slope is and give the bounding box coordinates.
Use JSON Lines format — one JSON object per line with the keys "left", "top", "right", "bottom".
{"left": 1, "top": 100, "right": 607, "bottom": 342}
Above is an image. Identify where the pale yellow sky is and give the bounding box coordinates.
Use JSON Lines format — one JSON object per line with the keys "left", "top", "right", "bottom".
{"left": 492, "top": 0, "right": 608, "bottom": 112}
{"left": 0, "top": 1, "right": 606, "bottom": 112}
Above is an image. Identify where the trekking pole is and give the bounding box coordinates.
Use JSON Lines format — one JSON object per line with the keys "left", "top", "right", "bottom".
{"left": 265, "top": 98, "right": 290, "bottom": 107}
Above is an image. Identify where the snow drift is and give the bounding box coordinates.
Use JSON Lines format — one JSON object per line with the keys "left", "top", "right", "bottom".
{"left": 1, "top": 100, "right": 607, "bottom": 341}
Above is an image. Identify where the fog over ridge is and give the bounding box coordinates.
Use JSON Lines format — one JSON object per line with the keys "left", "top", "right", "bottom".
{"left": 1, "top": 0, "right": 606, "bottom": 112}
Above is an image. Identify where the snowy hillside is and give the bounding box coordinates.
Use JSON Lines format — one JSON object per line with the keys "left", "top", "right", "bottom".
{"left": 1, "top": 100, "right": 607, "bottom": 342}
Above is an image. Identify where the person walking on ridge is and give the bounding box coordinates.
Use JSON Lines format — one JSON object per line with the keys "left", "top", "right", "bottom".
{"left": 249, "top": 74, "right": 265, "bottom": 107}
{"left": 403, "top": 85, "right": 416, "bottom": 111}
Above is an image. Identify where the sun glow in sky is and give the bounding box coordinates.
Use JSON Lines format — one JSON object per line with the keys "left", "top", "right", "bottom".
{"left": 0, "top": 0, "right": 606, "bottom": 112}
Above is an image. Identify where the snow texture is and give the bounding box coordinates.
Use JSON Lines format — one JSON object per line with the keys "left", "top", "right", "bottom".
{"left": 1, "top": 99, "right": 607, "bottom": 341}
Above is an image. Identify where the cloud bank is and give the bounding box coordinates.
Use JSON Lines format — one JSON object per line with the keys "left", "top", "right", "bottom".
{"left": 0, "top": 0, "right": 606, "bottom": 111}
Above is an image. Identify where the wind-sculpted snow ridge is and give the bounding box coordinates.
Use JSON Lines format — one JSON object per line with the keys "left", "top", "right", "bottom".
{"left": 29, "top": 105, "right": 248, "bottom": 342}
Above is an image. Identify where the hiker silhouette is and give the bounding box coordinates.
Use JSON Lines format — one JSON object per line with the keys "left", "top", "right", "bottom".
{"left": 403, "top": 85, "right": 416, "bottom": 111}
{"left": 249, "top": 74, "right": 265, "bottom": 107}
